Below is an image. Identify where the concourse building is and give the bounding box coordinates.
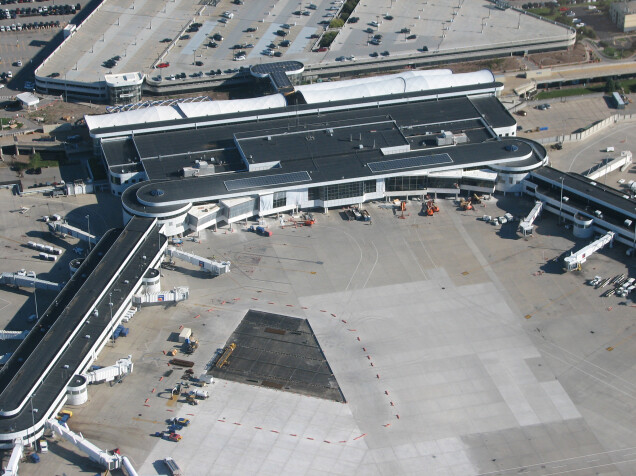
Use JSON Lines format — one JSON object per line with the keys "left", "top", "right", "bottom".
{"left": 87, "top": 69, "right": 549, "bottom": 236}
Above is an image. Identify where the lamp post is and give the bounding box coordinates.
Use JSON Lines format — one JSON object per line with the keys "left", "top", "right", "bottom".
{"left": 30, "top": 394, "right": 37, "bottom": 446}
{"left": 559, "top": 176, "right": 564, "bottom": 224}
{"left": 109, "top": 292, "right": 114, "bottom": 344}
{"left": 33, "top": 287, "right": 38, "bottom": 321}
{"left": 85, "top": 215, "right": 91, "bottom": 251}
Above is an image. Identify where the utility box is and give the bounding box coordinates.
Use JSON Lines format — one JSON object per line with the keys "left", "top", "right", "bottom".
{"left": 179, "top": 327, "right": 192, "bottom": 343}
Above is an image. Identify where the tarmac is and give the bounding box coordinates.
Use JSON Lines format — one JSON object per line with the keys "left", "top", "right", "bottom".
{"left": 3, "top": 186, "right": 633, "bottom": 475}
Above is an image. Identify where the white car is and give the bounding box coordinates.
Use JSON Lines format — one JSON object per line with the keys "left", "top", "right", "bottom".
{"left": 234, "top": 55, "right": 246, "bottom": 61}
{"left": 39, "top": 440, "right": 48, "bottom": 453}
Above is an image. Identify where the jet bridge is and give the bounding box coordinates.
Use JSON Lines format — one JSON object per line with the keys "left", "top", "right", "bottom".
{"left": 166, "top": 246, "right": 231, "bottom": 275}
{"left": 48, "top": 221, "right": 98, "bottom": 244}
{"left": 0, "top": 272, "right": 63, "bottom": 291}
{"left": 518, "top": 201, "right": 543, "bottom": 236}
{"left": 563, "top": 231, "right": 614, "bottom": 271}
{"left": 46, "top": 419, "right": 129, "bottom": 471}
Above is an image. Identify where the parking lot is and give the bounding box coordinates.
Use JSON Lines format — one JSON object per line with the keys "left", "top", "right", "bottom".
{"left": 0, "top": 1, "right": 88, "bottom": 92}
{"left": 5, "top": 191, "right": 634, "bottom": 475}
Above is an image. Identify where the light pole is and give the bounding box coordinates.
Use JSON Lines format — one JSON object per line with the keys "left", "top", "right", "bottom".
{"left": 33, "top": 287, "right": 38, "bottom": 321}
{"left": 109, "top": 292, "right": 114, "bottom": 344}
{"left": 86, "top": 215, "right": 91, "bottom": 251}
{"left": 559, "top": 176, "right": 564, "bottom": 224}
{"left": 30, "top": 394, "right": 37, "bottom": 446}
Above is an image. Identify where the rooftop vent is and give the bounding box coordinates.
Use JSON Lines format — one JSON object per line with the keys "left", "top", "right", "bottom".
{"left": 150, "top": 189, "right": 165, "bottom": 197}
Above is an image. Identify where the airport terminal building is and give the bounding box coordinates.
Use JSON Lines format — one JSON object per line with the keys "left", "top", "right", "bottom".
{"left": 86, "top": 69, "right": 549, "bottom": 236}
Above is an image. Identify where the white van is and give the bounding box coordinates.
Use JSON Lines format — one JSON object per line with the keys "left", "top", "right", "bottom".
{"left": 605, "top": 146, "right": 614, "bottom": 152}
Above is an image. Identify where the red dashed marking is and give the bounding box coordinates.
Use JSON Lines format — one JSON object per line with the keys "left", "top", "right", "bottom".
{"left": 233, "top": 422, "right": 241, "bottom": 426}
{"left": 306, "top": 437, "right": 314, "bottom": 440}
{"left": 166, "top": 409, "right": 174, "bottom": 412}
{"left": 301, "top": 307, "right": 308, "bottom": 309}
{"left": 251, "top": 298, "right": 259, "bottom": 301}
{"left": 255, "top": 427, "right": 262, "bottom": 430}
{"left": 270, "top": 430, "right": 279, "bottom": 434}
{"left": 221, "top": 301, "right": 227, "bottom": 305}
{"left": 186, "top": 413, "right": 195, "bottom": 416}
{"left": 286, "top": 304, "right": 294, "bottom": 307}
{"left": 289, "top": 433, "right": 297, "bottom": 437}
{"left": 349, "top": 329, "right": 357, "bottom": 332}
{"left": 357, "top": 337, "right": 361, "bottom": 341}
{"left": 206, "top": 308, "right": 214, "bottom": 312}
{"left": 233, "top": 298, "right": 240, "bottom": 301}
{"left": 179, "top": 325, "right": 183, "bottom": 330}
{"left": 159, "top": 376, "right": 163, "bottom": 381}
{"left": 218, "top": 419, "right": 226, "bottom": 423}
{"left": 320, "top": 310, "right": 327, "bottom": 313}
{"left": 383, "top": 424, "right": 391, "bottom": 428}
{"left": 194, "top": 314, "right": 200, "bottom": 319}
{"left": 324, "top": 440, "right": 331, "bottom": 444}
{"left": 367, "top": 355, "right": 371, "bottom": 360}
{"left": 339, "top": 440, "right": 347, "bottom": 443}
{"left": 151, "top": 388, "right": 156, "bottom": 393}
{"left": 332, "top": 314, "right": 338, "bottom": 318}
{"left": 144, "top": 404, "right": 150, "bottom": 407}
{"left": 353, "top": 434, "right": 366, "bottom": 440}
{"left": 144, "top": 398, "right": 149, "bottom": 403}
{"left": 268, "top": 302, "right": 275, "bottom": 305}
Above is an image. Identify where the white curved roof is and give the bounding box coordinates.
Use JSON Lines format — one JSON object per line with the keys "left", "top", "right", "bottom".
{"left": 296, "top": 69, "right": 453, "bottom": 93}
{"left": 177, "top": 94, "right": 286, "bottom": 118}
{"left": 297, "top": 70, "right": 495, "bottom": 104}
{"left": 85, "top": 106, "right": 183, "bottom": 130}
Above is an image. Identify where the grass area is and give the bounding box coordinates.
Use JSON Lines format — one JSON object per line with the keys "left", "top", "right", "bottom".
{"left": 536, "top": 77, "right": 636, "bottom": 100}
{"left": 30, "top": 152, "right": 59, "bottom": 168}
{"left": 535, "top": 85, "right": 604, "bottom": 100}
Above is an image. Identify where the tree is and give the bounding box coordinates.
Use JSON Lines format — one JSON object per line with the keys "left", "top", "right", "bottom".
{"left": 329, "top": 18, "right": 344, "bottom": 29}
{"left": 605, "top": 78, "right": 619, "bottom": 93}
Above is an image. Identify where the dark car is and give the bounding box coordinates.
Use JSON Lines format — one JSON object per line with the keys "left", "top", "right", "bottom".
{"left": 180, "top": 34, "right": 190, "bottom": 40}
{"left": 195, "top": 61, "right": 203, "bottom": 66}
{"left": 213, "top": 33, "right": 223, "bottom": 41}
{"left": 280, "top": 40, "right": 290, "bottom": 47}
{"left": 48, "top": 72, "right": 60, "bottom": 78}
{"left": 348, "top": 16, "right": 359, "bottom": 23}
{"left": 407, "top": 34, "right": 417, "bottom": 40}
{"left": 160, "top": 38, "right": 172, "bottom": 43}
{"left": 275, "top": 29, "right": 288, "bottom": 37}
{"left": 208, "top": 41, "right": 218, "bottom": 48}
{"left": 245, "top": 27, "right": 257, "bottom": 32}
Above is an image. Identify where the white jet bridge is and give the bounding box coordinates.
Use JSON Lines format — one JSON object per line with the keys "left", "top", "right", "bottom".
{"left": 563, "top": 231, "right": 614, "bottom": 271}
{"left": 0, "top": 272, "right": 63, "bottom": 291}
{"left": 166, "top": 246, "right": 231, "bottom": 275}
{"left": 83, "top": 355, "right": 134, "bottom": 384}
{"left": 46, "top": 419, "right": 137, "bottom": 474}
{"left": 518, "top": 201, "right": 543, "bottom": 236}
{"left": 132, "top": 286, "right": 189, "bottom": 305}
{"left": 48, "top": 221, "right": 98, "bottom": 244}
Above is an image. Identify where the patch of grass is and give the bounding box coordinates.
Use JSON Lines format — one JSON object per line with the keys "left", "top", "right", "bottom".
{"left": 535, "top": 85, "right": 604, "bottom": 100}
{"left": 30, "top": 152, "right": 58, "bottom": 168}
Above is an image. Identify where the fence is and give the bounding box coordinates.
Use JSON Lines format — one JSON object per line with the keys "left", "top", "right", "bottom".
{"left": 533, "top": 113, "right": 636, "bottom": 145}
